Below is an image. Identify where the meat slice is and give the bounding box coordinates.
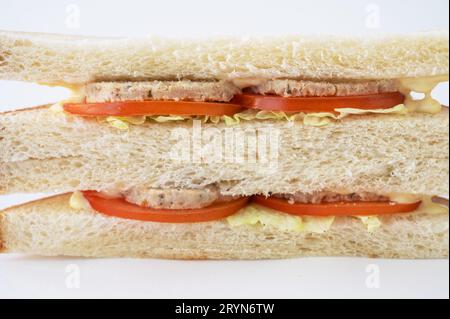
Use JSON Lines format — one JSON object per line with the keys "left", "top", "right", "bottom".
{"left": 122, "top": 185, "right": 234, "bottom": 209}
{"left": 123, "top": 185, "right": 389, "bottom": 209}
{"left": 85, "top": 79, "right": 399, "bottom": 103}
{"left": 252, "top": 79, "right": 398, "bottom": 97}
{"left": 85, "top": 80, "right": 240, "bottom": 103}
{"left": 275, "top": 191, "right": 389, "bottom": 204}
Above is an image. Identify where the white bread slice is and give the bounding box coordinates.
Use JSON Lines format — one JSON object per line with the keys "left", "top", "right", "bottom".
{"left": 0, "top": 30, "right": 448, "bottom": 85}
{"left": 0, "top": 106, "right": 448, "bottom": 196}
{"left": 0, "top": 194, "right": 447, "bottom": 259}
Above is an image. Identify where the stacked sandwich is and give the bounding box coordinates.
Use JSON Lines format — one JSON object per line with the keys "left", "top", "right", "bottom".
{"left": 0, "top": 30, "right": 448, "bottom": 259}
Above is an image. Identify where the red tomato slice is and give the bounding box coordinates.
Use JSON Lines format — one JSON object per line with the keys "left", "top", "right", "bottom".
{"left": 82, "top": 191, "right": 249, "bottom": 223}
{"left": 64, "top": 101, "right": 244, "bottom": 116}
{"left": 252, "top": 195, "right": 421, "bottom": 216}
{"left": 231, "top": 92, "right": 405, "bottom": 113}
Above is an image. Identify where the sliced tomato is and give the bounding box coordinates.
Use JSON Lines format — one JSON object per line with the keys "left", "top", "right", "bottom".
{"left": 252, "top": 195, "right": 421, "bottom": 216}
{"left": 64, "top": 101, "right": 244, "bottom": 116}
{"left": 82, "top": 191, "right": 249, "bottom": 223}
{"left": 231, "top": 92, "right": 405, "bottom": 113}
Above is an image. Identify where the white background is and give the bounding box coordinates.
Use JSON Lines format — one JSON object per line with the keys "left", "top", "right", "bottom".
{"left": 0, "top": 0, "right": 448, "bottom": 299}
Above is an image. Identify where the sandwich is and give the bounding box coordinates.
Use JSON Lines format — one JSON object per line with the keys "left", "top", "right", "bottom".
{"left": 0, "top": 30, "right": 448, "bottom": 259}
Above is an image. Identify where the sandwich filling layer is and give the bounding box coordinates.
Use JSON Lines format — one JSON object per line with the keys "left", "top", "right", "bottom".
{"left": 69, "top": 190, "right": 448, "bottom": 234}
{"left": 118, "top": 186, "right": 394, "bottom": 209}
{"left": 59, "top": 76, "right": 447, "bottom": 130}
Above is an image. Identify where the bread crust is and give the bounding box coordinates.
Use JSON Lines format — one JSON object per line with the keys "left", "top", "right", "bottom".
{"left": 0, "top": 104, "right": 51, "bottom": 115}
{"left": 0, "top": 194, "right": 448, "bottom": 259}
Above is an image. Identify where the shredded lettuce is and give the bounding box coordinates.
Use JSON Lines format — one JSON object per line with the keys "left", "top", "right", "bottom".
{"left": 302, "top": 216, "right": 335, "bottom": 233}
{"left": 227, "top": 204, "right": 304, "bottom": 232}
{"left": 303, "top": 112, "right": 337, "bottom": 127}
{"left": 227, "top": 204, "right": 396, "bottom": 234}
{"left": 149, "top": 115, "right": 187, "bottom": 122}
{"left": 302, "top": 104, "right": 408, "bottom": 127}
{"left": 335, "top": 104, "right": 408, "bottom": 117}
{"left": 98, "top": 104, "right": 409, "bottom": 130}
{"left": 356, "top": 216, "right": 382, "bottom": 233}
{"left": 105, "top": 117, "right": 130, "bottom": 130}
{"left": 227, "top": 204, "right": 336, "bottom": 233}
{"left": 103, "top": 116, "right": 147, "bottom": 130}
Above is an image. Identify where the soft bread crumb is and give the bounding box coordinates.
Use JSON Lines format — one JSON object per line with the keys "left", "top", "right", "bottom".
{"left": 0, "top": 107, "right": 448, "bottom": 197}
